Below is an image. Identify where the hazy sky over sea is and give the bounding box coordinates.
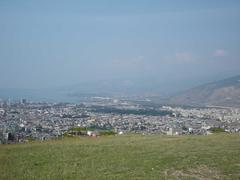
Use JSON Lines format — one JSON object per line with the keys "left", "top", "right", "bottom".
{"left": 0, "top": 0, "right": 240, "bottom": 90}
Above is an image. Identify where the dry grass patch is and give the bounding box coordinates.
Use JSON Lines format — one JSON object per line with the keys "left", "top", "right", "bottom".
{"left": 164, "top": 165, "right": 222, "bottom": 180}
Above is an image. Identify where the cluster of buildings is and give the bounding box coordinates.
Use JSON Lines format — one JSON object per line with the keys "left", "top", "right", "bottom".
{"left": 0, "top": 98, "right": 239, "bottom": 144}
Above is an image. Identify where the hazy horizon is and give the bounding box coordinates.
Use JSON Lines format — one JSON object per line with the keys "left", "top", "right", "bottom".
{"left": 0, "top": 1, "right": 240, "bottom": 93}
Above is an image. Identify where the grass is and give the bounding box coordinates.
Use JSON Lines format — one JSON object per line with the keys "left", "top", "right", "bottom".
{"left": 0, "top": 134, "right": 239, "bottom": 179}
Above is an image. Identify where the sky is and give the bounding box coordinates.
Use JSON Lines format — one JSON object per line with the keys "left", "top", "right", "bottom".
{"left": 0, "top": 0, "right": 240, "bottom": 92}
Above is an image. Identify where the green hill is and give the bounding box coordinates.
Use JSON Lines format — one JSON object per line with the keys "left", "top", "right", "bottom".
{"left": 0, "top": 134, "right": 239, "bottom": 179}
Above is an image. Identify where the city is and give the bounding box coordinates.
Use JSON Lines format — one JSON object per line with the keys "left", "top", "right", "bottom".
{"left": 1, "top": 97, "right": 239, "bottom": 144}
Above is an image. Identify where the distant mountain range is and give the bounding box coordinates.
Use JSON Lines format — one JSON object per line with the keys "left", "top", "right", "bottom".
{"left": 169, "top": 75, "right": 240, "bottom": 107}
{"left": 1, "top": 75, "right": 240, "bottom": 107}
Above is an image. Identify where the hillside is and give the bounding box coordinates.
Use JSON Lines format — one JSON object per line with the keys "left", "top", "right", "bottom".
{"left": 169, "top": 75, "right": 240, "bottom": 107}
{"left": 0, "top": 134, "right": 239, "bottom": 179}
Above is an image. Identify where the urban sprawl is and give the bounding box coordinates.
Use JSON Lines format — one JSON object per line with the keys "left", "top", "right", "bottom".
{"left": 0, "top": 97, "right": 240, "bottom": 144}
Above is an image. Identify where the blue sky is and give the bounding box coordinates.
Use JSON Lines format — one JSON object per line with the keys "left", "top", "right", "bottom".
{"left": 0, "top": 0, "right": 240, "bottom": 90}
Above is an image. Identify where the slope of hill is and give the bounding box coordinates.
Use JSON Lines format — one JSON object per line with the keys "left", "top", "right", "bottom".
{"left": 0, "top": 134, "right": 239, "bottom": 179}
{"left": 169, "top": 75, "right": 240, "bottom": 107}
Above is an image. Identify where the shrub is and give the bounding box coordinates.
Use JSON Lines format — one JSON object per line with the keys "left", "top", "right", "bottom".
{"left": 209, "top": 127, "right": 225, "bottom": 133}
{"left": 99, "top": 130, "right": 116, "bottom": 136}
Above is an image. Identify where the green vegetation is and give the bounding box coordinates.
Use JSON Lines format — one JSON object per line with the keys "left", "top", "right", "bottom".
{"left": 0, "top": 134, "right": 239, "bottom": 179}
{"left": 91, "top": 106, "right": 172, "bottom": 116}
{"left": 182, "top": 126, "right": 188, "bottom": 131}
{"left": 99, "top": 130, "right": 116, "bottom": 136}
{"left": 210, "top": 127, "right": 226, "bottom": 133}
{"left": 68, "top": 127, "right": 89, "bottom": 132}
{"left": 65, "top": 127, "right": 116, "bottom": 137}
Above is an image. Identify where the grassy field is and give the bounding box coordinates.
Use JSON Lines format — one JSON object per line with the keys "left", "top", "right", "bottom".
{"left": 0, "top": 134, "right": 239, "bottom": 179}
